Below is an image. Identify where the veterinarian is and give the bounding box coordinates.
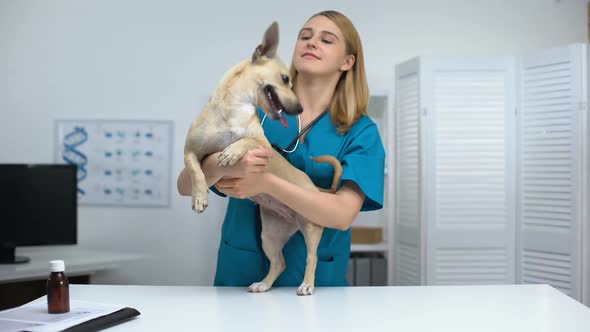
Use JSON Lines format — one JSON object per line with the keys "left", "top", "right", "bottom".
{"left": 178, "top": 10, "right": 385, "bottom": 287}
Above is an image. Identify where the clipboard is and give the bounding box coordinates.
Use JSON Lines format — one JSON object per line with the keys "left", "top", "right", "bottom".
{"left": 60, "top": 307, "right": 140, "bottom": 332}
{"left": 0, "top": 297, "right": 140, "bottom": 332}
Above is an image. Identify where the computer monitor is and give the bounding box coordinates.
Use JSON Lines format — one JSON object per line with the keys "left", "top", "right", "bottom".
{"left": 0, "top": 164, "right": 77, "bottom": 264}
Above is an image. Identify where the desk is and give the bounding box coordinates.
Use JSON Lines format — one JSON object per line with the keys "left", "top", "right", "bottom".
{"left": 0, "top": 247, "right": 142, "bottom": 283}
{"left": 0, "top": 247, "right": 142, "bottom": 309}
{"left": 70, "top": 284, "right": 590, "bottom": 332}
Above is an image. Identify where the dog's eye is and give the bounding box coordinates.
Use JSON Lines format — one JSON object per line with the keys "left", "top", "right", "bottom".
{"left": 281, "top": 74, "right": 289, "bottom": 85}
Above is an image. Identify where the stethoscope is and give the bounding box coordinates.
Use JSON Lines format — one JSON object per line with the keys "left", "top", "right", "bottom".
{"left": 260, "top": 109, "right": 329, "bottom": 156}
{"left": 260, "top": 112, "right": 301, "bottom": 154}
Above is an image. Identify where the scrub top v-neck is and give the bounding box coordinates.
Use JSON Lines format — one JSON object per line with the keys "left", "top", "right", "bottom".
{"left": 212, "top": 108, "right": 385, "bottom": 287}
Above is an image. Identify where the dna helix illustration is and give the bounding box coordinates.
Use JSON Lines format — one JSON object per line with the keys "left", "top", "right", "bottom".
{"left": 62, "top": 126, "right": 88, "bottom": 195}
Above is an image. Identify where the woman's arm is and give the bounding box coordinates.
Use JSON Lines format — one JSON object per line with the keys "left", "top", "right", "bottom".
{"left": 216, "top": 173, "right": 365, "bottom": 231}
{"left": 177, "top": 148, "right": 274, "bottom": 196}
{"left": 266, "top": 175, "right": 365, "bottom": 230}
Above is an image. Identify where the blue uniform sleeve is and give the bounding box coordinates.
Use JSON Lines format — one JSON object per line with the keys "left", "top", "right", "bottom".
{"left": 339, "top": 122, "right": 386, "bottom": 212}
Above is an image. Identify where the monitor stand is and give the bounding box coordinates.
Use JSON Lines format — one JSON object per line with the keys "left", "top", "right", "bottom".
{"left": 0, "top": 244, "right": 30, "bottom": 264}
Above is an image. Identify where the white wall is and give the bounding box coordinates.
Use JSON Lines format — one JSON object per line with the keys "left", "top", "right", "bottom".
{"left": 0, "top": 0, "right": 586, "bottom": 285}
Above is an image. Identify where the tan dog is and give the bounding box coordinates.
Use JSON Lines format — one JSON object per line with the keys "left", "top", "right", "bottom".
{"left": 183, "top": 22, "right": 342, "bottom": 295}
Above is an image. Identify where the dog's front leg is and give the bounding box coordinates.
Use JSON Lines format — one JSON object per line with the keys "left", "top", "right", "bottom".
{"left": 218, "top": 137, "right": 267, "bottom": 167}
{"left": 184, "top": 151, "right": 208, "bottom": 213}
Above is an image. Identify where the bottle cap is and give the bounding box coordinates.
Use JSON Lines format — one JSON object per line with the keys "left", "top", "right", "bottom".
{"left": 49, "top": 260, "right": 65, "bottom": 272}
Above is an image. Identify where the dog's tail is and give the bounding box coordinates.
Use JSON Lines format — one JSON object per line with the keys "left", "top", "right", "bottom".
{"left": 310, "top": 155, "right": 343, "bottom": 194}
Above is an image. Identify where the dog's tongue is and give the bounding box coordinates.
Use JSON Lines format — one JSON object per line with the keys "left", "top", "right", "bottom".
{"left": 279, "top": 114, "right": 288, "bottom": 128}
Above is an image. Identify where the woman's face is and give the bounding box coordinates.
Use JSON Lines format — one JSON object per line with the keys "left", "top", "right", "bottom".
{"left": 292, "top": 15, "right": 353, "bottom": 78}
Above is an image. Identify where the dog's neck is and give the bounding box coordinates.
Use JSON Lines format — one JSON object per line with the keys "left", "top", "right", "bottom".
{"left": 210, "top": 60, "right": 263, "bottom": 136}
{"left": 211, "top": 92, "right": 261, "bottom": 138}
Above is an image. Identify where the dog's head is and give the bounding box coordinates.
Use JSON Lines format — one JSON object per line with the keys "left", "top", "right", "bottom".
{"left": 250, "top": 22, "right": 302, "bottom": 128}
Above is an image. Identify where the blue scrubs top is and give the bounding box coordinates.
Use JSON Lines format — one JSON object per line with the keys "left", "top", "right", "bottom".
{"left": 213, "top": 108, "right": 385, "bottom": 287}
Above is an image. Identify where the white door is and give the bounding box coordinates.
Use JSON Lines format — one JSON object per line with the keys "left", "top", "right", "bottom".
{"left": 516, "top": 44, "right": 586, "bottom": 300}
{"left": 423, "top": 57, "right": 517, "bottom": 285}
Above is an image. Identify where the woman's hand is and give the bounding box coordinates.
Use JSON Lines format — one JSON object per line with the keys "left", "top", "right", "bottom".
{"left": 215, "top": 172, "right": 272, "bottom": 199}
{"left": 220, "top": 147, "right": 274, "bottom": 178}
{"left": 214, "top": 147, "right": 274, "bottom": 199}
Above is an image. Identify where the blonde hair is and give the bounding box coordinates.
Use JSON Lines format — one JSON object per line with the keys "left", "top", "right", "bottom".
{"left": 289, "top": 10, "right": 369, "bottom": 134}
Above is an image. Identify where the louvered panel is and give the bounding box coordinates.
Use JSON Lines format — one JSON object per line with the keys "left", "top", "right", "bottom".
{"left": 434, "top": 247, "right": 508, "bottom": 285}
{"left": 522, "top": 249, "right": 572, "bottom": 295}
{"left": 520, "top": 55, "right": 574, "bottom": 233}
{"left": 425, "top": 58, "right": 516, "bottom": 286}
{"left": 397, "top": 242, "right": 420, "bottom": 286}
{"left": 395, "top": 60, "right": 424, "bottom": 286}
{"left": 516, "top": 44, "right": 584, "bottom": 301}
{"left": 397, "top": 73, "right": 420, "bottom": 228}
{"left": 434, "top": 71, "right": 508, "bottom": 226}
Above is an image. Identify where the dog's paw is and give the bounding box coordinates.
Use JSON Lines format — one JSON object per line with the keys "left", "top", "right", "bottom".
{"left": 297, "top": 282, "right": 314, "bottom": 296}
{"left": 191, "top": 190, "right": 208, "bottom": 213}
{"left": 218, "top": 146, "right": 246, "bottom": 167}
{"left": 248, "top": 282, "right": 270, "bottom": 293}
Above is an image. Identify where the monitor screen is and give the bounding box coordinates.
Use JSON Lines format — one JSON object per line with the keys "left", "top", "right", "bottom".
{"left": 0, "top": 164, "right": 77, "bottom": 263}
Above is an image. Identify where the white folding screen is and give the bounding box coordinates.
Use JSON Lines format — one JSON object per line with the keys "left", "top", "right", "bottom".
{"left": 516, "top": 44, "right": 586, "bottom": 299}
{"left": 394, "top": 44, "right": 589, "bottom": 302}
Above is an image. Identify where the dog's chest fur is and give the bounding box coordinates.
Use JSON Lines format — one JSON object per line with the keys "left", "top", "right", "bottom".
{"left": 191, "top": 103, "right": 263, "bottom": 160}
{"left": 223, "top": 104, "right": 260, "bottom": 139}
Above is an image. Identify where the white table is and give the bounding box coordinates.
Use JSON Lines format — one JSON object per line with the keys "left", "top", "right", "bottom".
{"left": 70, "top": 284, "right": 590, "bottom": 332}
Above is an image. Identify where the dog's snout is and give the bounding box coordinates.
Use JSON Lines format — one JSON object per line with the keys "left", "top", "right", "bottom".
{"left": 284, "top": 104, "right": 302, "bottom": 116}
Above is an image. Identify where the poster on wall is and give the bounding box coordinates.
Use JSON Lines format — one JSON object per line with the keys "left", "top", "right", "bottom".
{"left": 54, "top": 119, "right": 174, "bottom": 207}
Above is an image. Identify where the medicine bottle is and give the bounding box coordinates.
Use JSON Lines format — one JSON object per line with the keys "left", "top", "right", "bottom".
{"left": 47, "top": 260, "right": 70, "bottom": 313}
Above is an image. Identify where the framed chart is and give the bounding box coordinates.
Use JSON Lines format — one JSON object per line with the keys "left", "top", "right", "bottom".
{"left": 54, "top": 119, "right": 174, "bottom": 207}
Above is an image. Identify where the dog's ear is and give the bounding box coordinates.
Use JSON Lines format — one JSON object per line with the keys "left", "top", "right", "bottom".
{"left": 252, "top": 21, "right": 279, "bottom": 63}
